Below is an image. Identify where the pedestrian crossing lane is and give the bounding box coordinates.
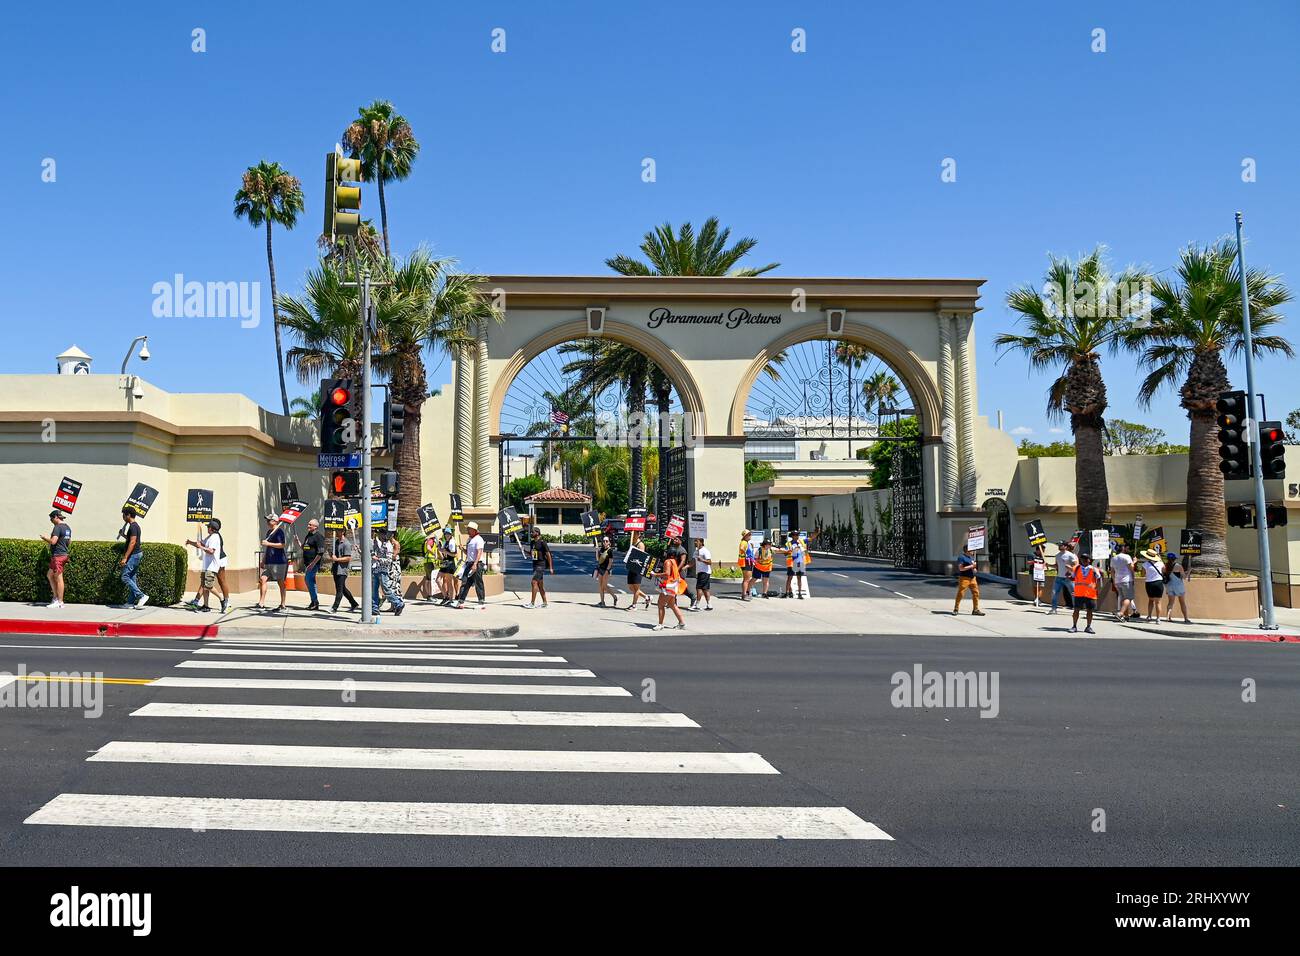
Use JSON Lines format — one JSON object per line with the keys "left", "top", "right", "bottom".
{"left": 25, "top": 640, "right": 893, "bottom": 842}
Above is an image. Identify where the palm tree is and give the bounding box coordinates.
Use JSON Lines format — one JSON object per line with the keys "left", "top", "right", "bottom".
{"left": 605, "top": 217, "right": 779, "bottom": 277}
{"left": 379, "top": 250, "right": 501, "bottom": 527}
{"left": 278, "top": 262, "right": 372, "bottom": 385}
{"left": 342, "top": 100, "right": 419, "bottom": 258}
{"left": 318, "top": 218, "right": 384, "bottom": 270}
{"left": 234, "top": 161, "right": 304, "bottom": 416}
{"left": 862, "top": 370, "right": 901, "bottom": 418}
{"left": 289, "top": 388, "right": 322, "bottom": 420}
{"left": 996, "top": 248, "right": 1150, "bottom": 530}
{"left": 1122, "top": 240, "right": 1293, "bottom": 574}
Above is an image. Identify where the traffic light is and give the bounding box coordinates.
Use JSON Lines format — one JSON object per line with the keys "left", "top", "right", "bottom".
{"left": 1216, "top": 390, "right": 1251, "bottom": 480}
{"left": 384, "top": 397, "right": 406, "bottom": 450}
{"left": 319, "top": 378, "right": 359, "bottom": 453}
{"left": 1259, "top": 421, "right": 1287, "bottom": 479}
{"left": 323, "top": 148, "right": 362, "bottom": 243}
{"left": 330, "top": 469, "right": 361, "bottom": 497}
{"left": 1265, "top": 504, "right": 1288, "bottom": 528}
{"left": 380, "top": 470, "right": 399, "bottom": 496}
{"left": 1226, "top": 504, "right": 1254, "bottom": 529}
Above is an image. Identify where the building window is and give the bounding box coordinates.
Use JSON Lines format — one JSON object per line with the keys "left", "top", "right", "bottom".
{"left": 560, "top": 508, "right": 584, "bottom": 525}
{"left": 535, "top": 507, "right": 559, "bottom": 525}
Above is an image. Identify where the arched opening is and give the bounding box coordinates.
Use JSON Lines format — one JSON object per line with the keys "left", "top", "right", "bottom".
{"left": 983, "top": 497, "right": 1012, "bottom": 578}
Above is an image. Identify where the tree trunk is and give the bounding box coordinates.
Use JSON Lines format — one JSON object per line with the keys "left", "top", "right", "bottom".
{"left": 266, "top": 221, "right": 289, "bottom": 416}
{"left": 628, "top": 370, "right": 646, "bottom": 508}
{"left": 395, "top": 397, "right": 422, "bottom": 528}
{"left": 654, "top": 381, "right": 671, "bottom": 523}
{"left": 1186, "top": 413, "right": 1229, "bottom": 575}
{"left": 1073, "top": 420, "right": 1109, "bottom": 530}
{"left": 378, "top": 174, "right": 390, "bottom": 259}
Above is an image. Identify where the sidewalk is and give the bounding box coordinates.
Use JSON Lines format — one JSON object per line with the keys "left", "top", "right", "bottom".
{"left": 5, "top": 584, "right": 1297, "bottom": 643}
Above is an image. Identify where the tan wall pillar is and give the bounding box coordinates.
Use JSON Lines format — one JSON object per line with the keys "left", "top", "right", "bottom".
{"left": 938, "top": 313, "right": 960, "bottom": 508}
{"left": 452, "top": 344, "right": 473, "bottom": 500}
{"left": 955, "top": 313, "right": 977, "bottom": 507}
{"left": 473, "top": 322, "right": 492, "bottom": 507}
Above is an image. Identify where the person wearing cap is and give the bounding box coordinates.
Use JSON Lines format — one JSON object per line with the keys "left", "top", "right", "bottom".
{"left": 208, "top": 518, "right": 230, "bottom": 614}
{"left": 738, "top": 529, "right": 755, "bottom": 601}
{"left": 184, "top": 519, "right": 225, "bottom": 612}
{"left": 42, "top": 510, "right": 72, "bottom": 608}
{"left": 594, "top": 535, "right": 617, "bottom": 608}
{"left": 454, "top": 522, "right": 486, "bottom": 607}
{"left": 437, "top": 527, "right": 459, "bottom": 605}
{"left": 329, "top": 526, "right": 359, "bottom": 613}
{"left": 117, "top": 507, "right": 148, "bottom": 608}
{"left": 1108, "top": 542, "right": 1137, "bottom": 622}
{"left": 257, "top": 513, "right": 288, "bottom": 612}
{"left": 524, "top": 526, "right": 553, "bottom": 609}
{"left": 300, "top": 518, "right": 327, "bottom": 612}
{"left": 954, "top": 545, "right": 984, "bottom": 616}
{"left": 1139, "top": 548, "right": 1165, "bottom": 621}
{"left": 1048, "top": 541, "right": 1077, "bottom": 615}
{"left": 1069, "top": 551, "right": 1103, "bottom": 634}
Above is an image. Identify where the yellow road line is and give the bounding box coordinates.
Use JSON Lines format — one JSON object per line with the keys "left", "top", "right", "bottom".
{"left": 14, "top": 676, "right": 155, "bottom": 685}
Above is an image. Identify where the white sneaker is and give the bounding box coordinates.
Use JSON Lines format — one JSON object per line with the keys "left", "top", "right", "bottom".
{"left": 652, "top": 624, "right": 665, "bottom": 631}
{"left": 47, "top": 600, "right": 62, "bottom": 608}
{"left": 674, "top": 623, "right": 686, "bottom": 630}
{"left": 135, "top": 595, "right": 150, "bottom": 608}
{"left": 523, "top": 603, "right": 534, "bottom": 609}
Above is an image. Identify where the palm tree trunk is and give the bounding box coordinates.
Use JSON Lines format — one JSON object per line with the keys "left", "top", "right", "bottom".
{"left": 378, "top": 174, "right": 390, "bottom": 259}
{"left": 628, "top": 370, "right": 646, "bottom": 508}
{"left": 654, "top": 381, "right": 671, "bottom": 523}
{"left": 1073, "top": 420, "right": 1109, "bottom": 530}
{"left": 266, "top": 221, "right": 289, "bottom": 416}
{"left": 395, "top": 397, "right": 422, "bottom": 528}
{"left": 1186, "top": 411, "right": 1228, "bottom": 574}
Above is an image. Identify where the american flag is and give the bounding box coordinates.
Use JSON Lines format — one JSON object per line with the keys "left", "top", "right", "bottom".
{"left": 550, "top": 409, "right": 570, "bottom": 425}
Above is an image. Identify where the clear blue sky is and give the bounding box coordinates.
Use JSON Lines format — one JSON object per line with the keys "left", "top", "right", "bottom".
{"left": 4, "top": 0, "right": 1297, "bottom": 441}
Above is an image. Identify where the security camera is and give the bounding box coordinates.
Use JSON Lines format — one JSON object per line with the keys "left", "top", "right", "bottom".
{"left": 139, "top": 342, "right": 150, "bottom": 361}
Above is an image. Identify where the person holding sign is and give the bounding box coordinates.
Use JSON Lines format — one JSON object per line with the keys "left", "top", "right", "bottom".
{"left": 651, "top": 548, "right": 687, "bottom": 631}
{"left": 1048, "top": 541, "right": 1077, "bottom": 615}
{"left": 1069, "top": 552, "right": 1103, "bottom": 634}
{"left": 1139, "top": 548, "right": 1165, "bottom": 622}
{"left": 953, "top": 545, "right": 984, "bottom": 615}
{"left": 454, "top": 523, "right": 486, "bottom": 607}
{"left": 754, "top": 539, "right": 775, "bottom": 598}
{"left": 437, "top": 528, "right": 458, "bottom": 605}
{"left": 623, "top": 531, "right": 652, "bottom": 611}
{"left": 116, "top": 508, "right": 148, "bottom": 608}
{"left": 1162, "top": 554, "right": 1191, "bottom": 624}
{"left": 1109, "top": 543, "right": 1137, "bottom": 622}
{"left": 43, "top": 511, "right": 72, "bottom": 608}
{"left": 524, "top": 526, "right": 553, "bottom": 609}
{"left": 329, "top": 528, "right": 359, "bottom": 613}
{"left": 257, "top": 513, "right": 288, "bottom": 612}
{"left": 692, "top": 538, "right": 713, "bottom": 610}
{"left": 595, "top": 535, "right": 617, "bottom": 608}
{"left": 419, "top": 534, "right": 440, "bottom": 601}
{"left": 738, "top": 530, "right": 755, "bottom": 601}
{"left": 1028, "top": 545, "right": 1047, "bottom": 607}
{"left": 183, "top": 520, "right": 225, "bottom": 613}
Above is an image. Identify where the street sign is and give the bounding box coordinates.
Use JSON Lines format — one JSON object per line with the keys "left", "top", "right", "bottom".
{"left": 318, "top": 452, "right": 362, "bottom": 469}
{"left": 688, "top": 510, "right": 707, "bottom": 539}
{"left": 186, "top": 489, "right": 214, "bottom": 523}
{"left": 123, "top": 483, "right": 158, "bottom": 518}
{"left": 52, "top": 476, "right": 82, "bottom": 515}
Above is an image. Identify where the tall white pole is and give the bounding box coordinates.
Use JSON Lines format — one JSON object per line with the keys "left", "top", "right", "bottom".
{"left": 1234, "top": 212, "right": 1277, "bottom": 630}
{"left": 360, "top": 270, "right": 373, "bottom": 623}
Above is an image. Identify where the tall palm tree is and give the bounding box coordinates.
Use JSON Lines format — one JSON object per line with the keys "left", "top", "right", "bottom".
{"left": 862, "top": 370, "right": 901, "bottom": 417}
{"left": 996, "top": 248, "right": 1150, "bottom": 530}
{"left": 278, "top": 261, "right": 372, "bottom": 385}
{"left": 317, "top": 219, "right": 384, "bottom": 270}
{"left": 605, "top": 217, "right": 779, "bottom": 277}
{"left": 1122, "top": 240, "right": 1293, "bottom": 575}
{"left": 289, "top": 388, "right": 322, "bottom": 420}
{"left": 342, "top": 100, "right": 419, "bottom": 258}
{"left": 234, "top": 161, "right": 304, "bottom": 416}
{"left": 379, "top": 250, "right": 501, "bottom": 527}
{"left": 606, "top": 217, "right": 780, "bottom": 514}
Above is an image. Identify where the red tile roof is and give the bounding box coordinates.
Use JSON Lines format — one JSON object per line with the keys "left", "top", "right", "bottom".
{"left": 523, "top": 487, "right": 592, "bottom": 504}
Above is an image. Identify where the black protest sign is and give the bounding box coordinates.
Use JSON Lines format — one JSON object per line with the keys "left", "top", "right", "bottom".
{"left": 123, "top": 483, "right": 158, "bottom": 517}
{"left": 581, "top": 510, "right": 601, "bottom": 538}
{"left": 279, "top": 482, "right": 298, "bottom": 507}
{"left": 417, "top": 504, "right": 441, "bottom": 537}
{"left": 52, "top": 477, "right": 82, "bottom": 514}
{"left": 186, "top": 489, "right": 214, "bottom": 523}
{"left": 1023, "top": 519, "right": 1047, "bottom": 549}
{"left": 344, "top": 497, "right": 362, "bottom": 531}
{"left": 625, "top": 546, "right": 649, "bottom": 577}
{"left": 322, "top": 499, "right": 348, "bottom": 532}
{"left": 278, "top": 500, "right": 308, "bottom": 525}
{"left": 449, "top": 493, "right": 464, "bottom": 522}
{"left": 625, "top": 507, "right": 647, "bottom": 533}
{"left": 479, "top": 531, "right": 501, "bottom": 552}
{"left": 1180, "top": 528, "right": 1203, "bottom": 556}
{"left": 498, "top": 506, "right": 523, "bottom": 537}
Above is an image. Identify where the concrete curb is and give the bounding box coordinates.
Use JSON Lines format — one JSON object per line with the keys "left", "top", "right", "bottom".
{"left": 209, "top": 623, "right": 521, "bottom": 642}
{"left": 0, "top": 618, "right": 218, "bottom": 639}
{"left": 1118, "top": 621, "right": 1300, "bottom": 642}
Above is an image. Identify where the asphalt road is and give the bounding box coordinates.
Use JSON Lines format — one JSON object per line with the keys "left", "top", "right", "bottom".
{"left": 505, "top": 543, "right": 977, "bottom": 602}
{"left": 0, "top": 627, "right": 1294, "bottom": 866}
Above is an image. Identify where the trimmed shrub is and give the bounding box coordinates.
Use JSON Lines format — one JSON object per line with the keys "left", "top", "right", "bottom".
{"left": 0, "top": 538, "right": 188, "bottom": 607}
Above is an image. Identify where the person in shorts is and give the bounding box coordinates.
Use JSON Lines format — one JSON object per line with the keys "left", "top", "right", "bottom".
{"left": 692, "top": 538, "right": 713, "bottom": 610}
{"left": 737, "top": 530, "right": 755, "bottom": 601}
{"left": 183, "top": 519, "right": 224, "bottom": 612}
{"left": 624, "top": 530, "right": 650, "bottom": 611}
{"left": 1109, "top": 543, "right": 1137, "bottom": 621}
{"left": 43, "top": 510, "right": 72, "bottom": 608}
{"left": 258, "top": 513, "right": 288, "bottom": 611}
{"left": 595, "top": 535, "right": 617, "bottom": 608}
{"left": 438, "top": 527, "right": 459, "bottom": 605}
{"left": 525, "top": 526, "right": 553, "bottom": 608}
{"left": 754, "top": 539, "right": 774, "bottom": 597}
{"left": 1139, "top": 548, "right": 1165, "bottom": 621}
{"left": 1069, "top": 551, "right": 1103, "bottom": 634}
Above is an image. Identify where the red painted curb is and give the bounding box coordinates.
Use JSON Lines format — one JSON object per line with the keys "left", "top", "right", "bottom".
{"left": 1220, "top": 633, "right": 1300, "bottom": 643}
{"left": 0, "top": 619, "right": 217, "bottom": 639}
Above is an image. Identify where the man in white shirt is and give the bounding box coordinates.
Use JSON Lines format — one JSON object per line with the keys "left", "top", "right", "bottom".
{"left": 184, "top": 520, "right": 223, "bottom": 613}
{"left": 455, "top": 522, "right": 487, "bottom": 607}
{"left": 1049, "top": 541, "right": 1078, "bottom": 615}
{"left": 1109, "top": 543, "right": 1136, "bottom": 621}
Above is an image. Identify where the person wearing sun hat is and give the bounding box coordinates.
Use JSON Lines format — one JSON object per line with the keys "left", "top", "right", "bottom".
{"left": 454, "top": 521, "right": 486, "bottom": 607}
{"left": 1139, "top": 548, "right": 1165, "bottom": 621}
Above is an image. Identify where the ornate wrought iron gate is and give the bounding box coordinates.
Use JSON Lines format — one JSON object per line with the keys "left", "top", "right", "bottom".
{"left": 890, "top": 439, "right": 926, "bottom": 570}
{"left": 661, "top": 446, "right": 689, "bottom": 531}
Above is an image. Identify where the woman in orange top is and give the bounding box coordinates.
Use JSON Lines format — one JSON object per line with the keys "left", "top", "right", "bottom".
{"left": 754, "top": 541, "right": 775, "bottom": 598}
{"left": 652, "top": 551, "right": 686, "bottom": 631}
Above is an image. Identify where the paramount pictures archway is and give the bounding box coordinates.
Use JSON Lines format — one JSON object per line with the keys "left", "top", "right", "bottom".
{"left": 450, "top": 276, "right": 988, "bottom": 572}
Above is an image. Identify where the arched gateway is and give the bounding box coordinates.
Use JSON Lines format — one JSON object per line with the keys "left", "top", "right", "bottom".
{"left": 447, "top": 275, "right": 1001, "bottom": 572}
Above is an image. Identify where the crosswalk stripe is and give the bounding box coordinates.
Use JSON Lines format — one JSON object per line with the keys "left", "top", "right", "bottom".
{"left": 194, "top": 648, "right": 566, "bottom": 663}
{"left": 132, "top": 702, "right": 699, "bottom": 728}
{"left": 152, "top": 676, "right": 629, "bottom": 697}
{"left": 26, "top": 794, "right": 891, "bottom": 840}
{"left": 89, "top": 741, "right": 777, "bottom": 774}
{"left": 208, "top": 642, "right": 532, "bottom": 652}
{"left": 176, "top": 660, "right": 596, "bottom": 679}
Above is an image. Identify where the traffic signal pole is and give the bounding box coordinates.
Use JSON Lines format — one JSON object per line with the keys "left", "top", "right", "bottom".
{"left": 360, "top": 270, "right": 374, "bottom": 624}
{"left": 1235, "top": 212, "right": 1277, "bottom": 630}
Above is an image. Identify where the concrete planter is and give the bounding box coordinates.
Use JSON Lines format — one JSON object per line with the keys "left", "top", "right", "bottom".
{"left": 1015, "top": 572, "right": 1261, "bottom": 620}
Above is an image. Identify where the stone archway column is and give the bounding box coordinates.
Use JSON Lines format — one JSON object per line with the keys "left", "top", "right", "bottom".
{"left": 473, "top": 321, "right": 492, "bottom": 506}
{"left": 453, "top": 342, "right": 473, "bottom": 500}
{"left": 955, "top": 313, "right": 977, "bottom": 507}
{"left": 938, "top": 314, "right": 960, "bottom": 509}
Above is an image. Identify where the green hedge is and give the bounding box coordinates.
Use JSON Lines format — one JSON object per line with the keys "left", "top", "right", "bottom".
{"left": 0, "top": 538, "right": 188, "bottom": 607}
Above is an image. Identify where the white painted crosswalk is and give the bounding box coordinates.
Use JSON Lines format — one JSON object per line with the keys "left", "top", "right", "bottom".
{"left": 24, "top": 639, "right": 893, "bottom": 848}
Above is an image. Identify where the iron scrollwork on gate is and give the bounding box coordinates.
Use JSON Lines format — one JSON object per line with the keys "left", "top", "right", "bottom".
{"left": 890, "top": 438, "right": 926, "bottom": 570}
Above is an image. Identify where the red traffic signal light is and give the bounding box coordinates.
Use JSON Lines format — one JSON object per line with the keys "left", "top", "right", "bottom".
{"left": 1259, "top": 421, "right": 1287, "bottom": 478}
{"left": 330, "top": 386, "right": 350, "bottom": 407}
{"left": 330, "top": 470, "right": 361, "bottom": 497}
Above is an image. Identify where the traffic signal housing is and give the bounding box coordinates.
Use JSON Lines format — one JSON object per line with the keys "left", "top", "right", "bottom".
{"left": 319, "top": 378, "right": 359, "bottom": 453}
{"left": 1265, "top": 504, "right": 1288, "bottom": 528}
{"left": 330, "top": 469, "right": 361, "bottom": 497}
{"left": 1259, "top": 421, "right": 1287, "bottom": 479}
{"left": 1226, "top": 504, "right": 1254, "bottom": 529}
{"left": 1216, "top": 390, "right": 1251, "bottom": 480}
{"left": 384, "top": 397, "right": 406, "bottom": 450}
{"left": 380, "top": 470, "right": 399, "bottom": 497}
{"left": 323, "top": 148, "right": 362, "bottom": 243}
